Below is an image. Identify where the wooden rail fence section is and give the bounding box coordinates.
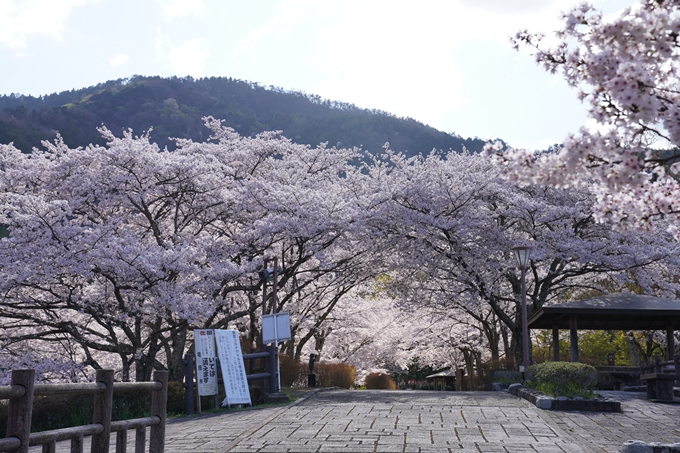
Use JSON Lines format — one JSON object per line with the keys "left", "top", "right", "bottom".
{"left": 0, "top": 369, "right": 168, "bottom": 453}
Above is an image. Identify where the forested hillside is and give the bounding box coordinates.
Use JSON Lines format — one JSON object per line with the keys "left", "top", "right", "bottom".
{"left": 0, "top": 76, "right": 491, "bottom": 155}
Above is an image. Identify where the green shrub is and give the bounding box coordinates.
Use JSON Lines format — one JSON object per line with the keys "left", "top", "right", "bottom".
{"left": 315, "top": 362, "right": 356, "bottom": 388}
{"left": 166, "top": 380, "right": 186, "bottom": 415}
{"left": 492, "top": 370, "right": 522, "bottom": 385}
{"left": 364, "top": 372, "right": 398, "bottom": 390}
{"left": 525, "top": 361, "right": 597, "bottom": 398}
{"left": 0, "top": 389, "right": 155, "bottom": 435}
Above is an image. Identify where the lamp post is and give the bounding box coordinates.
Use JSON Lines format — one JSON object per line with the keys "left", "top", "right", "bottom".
{"left": 513, "top": 246, "right": 532, "bottom": 370}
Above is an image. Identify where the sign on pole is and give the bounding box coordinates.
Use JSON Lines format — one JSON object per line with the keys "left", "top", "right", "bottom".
{"left": 215, "top": 329, "right": 252, "bottom": 407}
{"left": 262, "top": 312, "right": 292, "bottom": 344}
{"left": 194, "top": 329, "right": 218, "bottom": 396}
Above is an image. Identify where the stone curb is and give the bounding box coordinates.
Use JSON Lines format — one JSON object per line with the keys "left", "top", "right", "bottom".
{"left": 508, "top": 383, "right": 621, "bottom": 412}
{"left": 622, "top": 440, "right": 680, "bottom": 453}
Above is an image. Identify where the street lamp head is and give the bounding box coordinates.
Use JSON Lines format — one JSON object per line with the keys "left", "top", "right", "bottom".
{"left": 512, "top": 246, "right": 531, "bottom": 270}
{"left": 258, "top": 266, "right": 283, "bottom": 282}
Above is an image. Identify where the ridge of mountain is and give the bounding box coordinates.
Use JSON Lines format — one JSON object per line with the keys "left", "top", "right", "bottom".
{"left": 0, "top": 75, "right": 497, "bottom": 156}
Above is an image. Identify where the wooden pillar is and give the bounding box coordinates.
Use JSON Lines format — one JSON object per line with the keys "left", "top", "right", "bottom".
{"left": 42, "top": 440, "right": 56, "bottom": 453}
{"left": 149, "top": 370, "right": 169, "bottom": 453}
{"left": 134, "top": 427, "right": 145, "bottom": 453}
{"left": 569, "top": 315, "right": 579, "bottom": 362}
{"left": 91, "top": 369, "right": 114, "bottom": 453}
{"left": 71, "top": 434, "right": 84, "bottom": 453}
{"left": 552, "top": 324, "right": 560, "bottom": 362}
{"left": 667, "top": 324, "right": 675, "bottom": 361}
{"left": 183, "top": 353, "right": 194, "bottom": 415}
{"left": 115, "top": 431, "right": 127, "bottom": 453}
{"left": 7, "top": 369, "right": 35, "bottom": 453}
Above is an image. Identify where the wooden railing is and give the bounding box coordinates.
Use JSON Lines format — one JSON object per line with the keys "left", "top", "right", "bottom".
{"left": 0, "top": 369, "right": 168, "bottom": 453}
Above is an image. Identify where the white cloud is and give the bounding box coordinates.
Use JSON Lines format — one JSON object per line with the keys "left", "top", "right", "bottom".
{"left": 155, "top": 0, "right": 205, "bottom": 20}
{"left": 231, "top": 0, "right": 590, "bottom": 132}
{"left": 168, "top": 39, "right": 209, "bottom": 76}
{"left": 457, "top": 0, "right": 563, "bottom": 15}
{"left": 0, "top": 0, "right": 87, "bottom": 52}
{"left": 235, "top": 0, "right": 313, "bottom": 64}
{"left": 109, "top": 54, "right": 129, "bottom": 67}
{"left": 301, "top": 0, "right": 597, "bottom": 132}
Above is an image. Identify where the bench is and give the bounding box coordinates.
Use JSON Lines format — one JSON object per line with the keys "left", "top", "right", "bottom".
{"left": 640, "top": 355, "right": 679, "bottom": 401}
{"left": 595, "top": 366, "right": 640, "bottom": 390}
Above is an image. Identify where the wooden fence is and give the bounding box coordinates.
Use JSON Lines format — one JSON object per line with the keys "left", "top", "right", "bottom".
{"left": 0, "top": 369, "right": 168, "bottom": 453}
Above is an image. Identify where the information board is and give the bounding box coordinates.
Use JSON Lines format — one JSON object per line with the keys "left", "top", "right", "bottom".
{"left": 215, "top": 329, "right": 252, "bottom": 407}
{"left": 262, "top": 312, "right": 292, "bottom": 344}
{"left": 193, "top": 329, "right": 218, "bottom": 396}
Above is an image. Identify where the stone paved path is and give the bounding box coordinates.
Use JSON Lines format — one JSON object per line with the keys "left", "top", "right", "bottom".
{"left": 164, "top": 390, "right": 596, "bottom": 453}
{"left": 543, "top": 391, "right": 680, "bottom": 453}
{"left": 29, "top": 389, "right": 680, "bottom": 453}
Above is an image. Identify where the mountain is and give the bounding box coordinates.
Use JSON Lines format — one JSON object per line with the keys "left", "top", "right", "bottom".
{"left": 0, "top": 75, "right": 495, "bottom": 156}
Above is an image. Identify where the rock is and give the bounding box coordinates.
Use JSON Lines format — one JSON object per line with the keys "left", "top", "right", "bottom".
{"left": 535, "top": 397, "right": 553, "bottom": 410}
{"left": 622, "top": 440, "right": 680, "bottom": 453}
{"left": 621, "top": 440, "right": 652, "bottom": 453}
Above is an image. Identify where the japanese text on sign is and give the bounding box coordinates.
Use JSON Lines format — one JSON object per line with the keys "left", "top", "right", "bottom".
{"left": 194, "top": 329, "right": 218, "bottom": 396}
{"left": 215, "top": 329, "right": 252, "bottom": 407}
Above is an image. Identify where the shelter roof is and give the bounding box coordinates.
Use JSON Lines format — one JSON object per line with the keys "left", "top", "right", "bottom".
{"left": 527, "top": 293, "right": 680, "bottom": 330}
{"left": 425, "top": 370, "right": 456, "bottom": 380}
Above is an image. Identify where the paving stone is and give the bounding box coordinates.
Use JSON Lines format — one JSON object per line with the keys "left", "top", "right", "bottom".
{"left": 28, "top": 389, "right": 680, "bottom": 453}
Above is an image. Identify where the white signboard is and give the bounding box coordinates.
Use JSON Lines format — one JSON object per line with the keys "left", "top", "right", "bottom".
{"left": 215, "top": 329, "right": 252, "bottom": 407}
{"left": 262, "top": 312, "right": 292, "bottom": 344}
{"left": 194, "top": 329, "right": 218, "bottom": 396}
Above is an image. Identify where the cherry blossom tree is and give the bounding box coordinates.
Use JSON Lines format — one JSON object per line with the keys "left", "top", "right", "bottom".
{"left": 3, "top": 112, "right": 678, "bottom": 383}
{"left": 311, "top": 286, "right": 464, "bottom": 385}
{"left": 372, "top": 150, "right": 679, "bottom": 366}
{"left": 489, "top": 0, "right": 680, "bottom": 237}
{"left": 0, "top": 118, "right": 378, "bottom": 382}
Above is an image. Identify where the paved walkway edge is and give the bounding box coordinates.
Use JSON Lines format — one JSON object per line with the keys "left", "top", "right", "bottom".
{"left": 216, "top": 387, "right": 339, "bottom": 453}
{"left": 534, "top": 405, "right": 605, "bottom": 453}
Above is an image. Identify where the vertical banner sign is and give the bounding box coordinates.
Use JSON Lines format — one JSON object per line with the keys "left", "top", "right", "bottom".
{"left": 215, "top": 329, "right": 252, "bottom": 407}
{"left": 193, "top": 329, "right": 218, "bottom": 396}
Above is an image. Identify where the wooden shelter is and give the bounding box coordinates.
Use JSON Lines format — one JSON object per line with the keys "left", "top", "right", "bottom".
{"left": 527, "top": 293, "right": 680, "bottom": 363}
{"left": 425, "top": 370, "right": 456, "bottom": 391}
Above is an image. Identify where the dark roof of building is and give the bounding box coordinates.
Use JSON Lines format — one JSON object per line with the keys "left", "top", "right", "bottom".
{"left": 527, "top": 293, "right": 680, "bottom": 330}
{"left": 425, "top": 370, "right": 456, "bottom": 380}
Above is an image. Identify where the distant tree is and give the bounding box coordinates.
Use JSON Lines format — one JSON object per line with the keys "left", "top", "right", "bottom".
{"left": 0, "top": 76, "right": 489, "bottom": 157}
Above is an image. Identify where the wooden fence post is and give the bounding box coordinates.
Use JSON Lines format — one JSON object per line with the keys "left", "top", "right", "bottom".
{"left": 7, "top": 369, "right": 35, "bottom": 453}
{"left": 267, "top": 344, "right": 279, "bottom": 394}
{"left": 182, "top": 354, "right": 194, "bottom": 416}
{"left": 91, "top": 369, "right": 114, "bottom": 453}
{"left": 149, "top": 370, "right": 168, "bottom": 453}
{"left": 134, "top": 427, "right": 145, "bottom": 453}
{"left": 115, "top": 430, "right": 127, "bottom": 453}
{"left": 71, "top": 434, "right": 84, "bottom": 453}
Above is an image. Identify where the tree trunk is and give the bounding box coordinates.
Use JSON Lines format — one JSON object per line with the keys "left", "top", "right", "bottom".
{"left": 166, "top": 327, "right": 187, "bottom": 382}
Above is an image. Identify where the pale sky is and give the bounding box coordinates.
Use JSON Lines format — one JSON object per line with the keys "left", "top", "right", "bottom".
{"left": 0, "top": 0, "right": 637, "bottom": 150}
